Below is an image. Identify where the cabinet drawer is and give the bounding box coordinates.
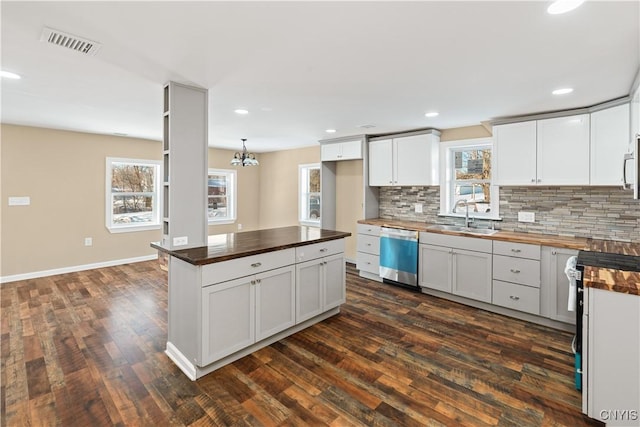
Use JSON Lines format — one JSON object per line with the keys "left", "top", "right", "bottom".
{"left": 357, "top": 234, "right": 380, "bottom": 255}
{"left": 420, "top": 232, "right": 492, "bottom": 253}
{"left": 492, "top": 280, "right": 540, "bottom": 315}
{"left": 493, "top": 255, "right": 541, "bottom": 288}
{"left": 356, "top": 252, "right": 380, "bottom": 275}
{"left": 202, "top": 248, "right": 295, "bottom": 286}
{"left": 296, "top": 239, "right": 344, "bottom": 262}
{"left": 493, "top": 241, "right": 540, "bottom": 260}
{"left": 357, "top": 223, "right": 381, "bottom": 236}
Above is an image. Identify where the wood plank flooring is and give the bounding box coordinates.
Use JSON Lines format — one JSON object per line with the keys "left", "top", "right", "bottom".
{"left": 1, "top": 261, "right": 602, "bottom": 426}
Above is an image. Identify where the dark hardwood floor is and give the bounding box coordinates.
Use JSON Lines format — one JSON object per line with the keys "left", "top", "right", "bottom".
{"left": 1, "top": 261, "right": 601, "bottom": 426}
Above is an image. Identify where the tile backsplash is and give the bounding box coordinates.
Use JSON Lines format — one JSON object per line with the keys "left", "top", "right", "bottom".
{"left": 378, "top": 186, "right": 640, "bottom": 243}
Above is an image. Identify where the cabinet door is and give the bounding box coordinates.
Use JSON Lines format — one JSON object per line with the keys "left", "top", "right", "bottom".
{"left": 418, "top": 244, "right": 452, "bottom": 293}
{"left": 201, "top": 277, "right": 255, "bottom": 365}
{"left": 296, "top": 259, "right": 323, "bottom": 323}
{"left": 542, "top": 247, "right": 578, "bottom": 324}
{"left": 452, "top": 249, "right": 492, "bottom": 303}
{"left": 339, "top": 140, "right": 363, "bottom": 160}
{"left": 395, "top": 134, "right": 438, "bottom": 186}
{"left": 320, "top": 143, "right": 342, "bottom": 161}
{"left": 537, "top": 114, "right": 590, "bottom": 185}
{"left": 590, "top": 104, "right": 630, "bottom": 185}
{"left": 493, "top": 121, "right": 537, "bottom": 185}
{"left": 369, "top": 139, "right": 394, "bottom": 186}
{"left": 255, "top": 266, "right": 296, "bottom": 341}
{"left": 323, "top": 253, "right": 346, "bottom": 310}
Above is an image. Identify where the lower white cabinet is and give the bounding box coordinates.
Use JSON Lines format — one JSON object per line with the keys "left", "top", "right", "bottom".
{"left": 201, "top": 265, "right": 295, "bottom": 366}
{"left": 583, "top": 288, "right": 640, "bottom": 425}
{"left": 541, "top": 246, "right": 578, "bottom": 324}
{"left": 356, "top": 223, "right": 381, "bottom": 279}
{"left": 419, "top": 233, "right": 493, "bottom": 303}
{"left": 296, "top": 253, "right": 345, "bottom": 323}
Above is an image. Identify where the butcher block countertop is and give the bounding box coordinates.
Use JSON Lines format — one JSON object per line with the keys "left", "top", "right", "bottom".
{"left": 358, "top": 218, "right": 640, "bottom": 296}
{"left": 152, "top": 226, "right": 351, "bottom": 266}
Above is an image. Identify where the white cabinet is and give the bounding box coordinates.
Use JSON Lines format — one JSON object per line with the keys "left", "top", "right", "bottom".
{"left": 590, "top": 104, "right": 630, "bottom": 185}
{"left": 494, "top": 114, "right": 590, "bottom": 186}
{"left": 419, "top": 232, "right": 492, "bottom": 303}
{"left": 631, "top": 85, "right": 640, "bottom": 148}
{"left": 321, "top": 139, "right": 363, "bottom": 161}
{"left": 296, "top": 253, "right": 345, "bottom": 323}
{"left": 492, "top": 241, "right": 541, "bottom": 315}
{"left": 583, "top": 288, "right": 640, "bottom": 425}
{"left": 540, "top": 246, "right": 578, "bottom": 324}
{"left": 369, "top": 132, "right": 440, "bottom": 186}
{"left": 201, "top": 265, "right": 295, "bottom": 365}
{"left": 356, "top": 223, "right": 381, "bottom": 278}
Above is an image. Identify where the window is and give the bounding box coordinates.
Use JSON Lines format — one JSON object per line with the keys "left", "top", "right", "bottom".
{"left": 106, "top": 157, "right": 161, "bottom": 233}
{"left": 439, "top": 139, "right": 499, "bottom": 219}
{"left": 208, "top": 169, "right": 236, "bottom": 224}
{"left": 299, "top": 164, "right": 321, "bottom": 225}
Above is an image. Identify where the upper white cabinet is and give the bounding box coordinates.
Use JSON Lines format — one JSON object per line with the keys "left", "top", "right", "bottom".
{"left": 590, "top": 103, "right": 630, "bottom": 186}
{"left": 321, "top": 139, "right": 362, "bottom": 161}
{"left": 494, "top": 114, "right": 590, "bottom": 185}
{"left": 369, "top": 132, "right": 440, "bottom": 186}
{"left": 631, "top": 85, "right": 640, "bottom": 148}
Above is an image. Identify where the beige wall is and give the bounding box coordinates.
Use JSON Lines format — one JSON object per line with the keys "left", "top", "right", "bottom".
{"left": 335, "top": 160, "right": 363, "bottom": 261}
{"left": 440, "top": 125, "right": 491, "bottom": 141}
{"left": 257, "top": 146, "right": 320, "bottom": 229}
{"left": 207, "top": 147, "right": 260, "bottom": 234}
{"left": 1, "top": 124, "right": 163, "bottom": 277}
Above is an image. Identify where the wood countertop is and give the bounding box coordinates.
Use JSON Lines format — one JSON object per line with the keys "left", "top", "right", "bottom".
{"left": 358, "top": 218, "right": 639, "bottom": 296}
{"left": 152, "top": 226, "right": 351, "bottom": 266}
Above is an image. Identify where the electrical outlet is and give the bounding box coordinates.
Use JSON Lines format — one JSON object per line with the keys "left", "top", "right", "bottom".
{"left": 173, "top": 236, "right": 188, "bottom": 246}
{"left": 237, "top": 223, "right": 243, "bottom": 230}
{"left": 84, "top": 237, "right": 93, "bottom": 246}
{"left": 8, "top": 196, "right": 30, "bottom": 206}
{"left": 414, "top": 203, "right": 423, "bottom": 213}
{"left": 518, "top": 211, "right": 536, "bottom": 223}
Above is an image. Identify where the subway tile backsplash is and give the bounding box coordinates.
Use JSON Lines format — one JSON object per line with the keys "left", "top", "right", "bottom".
{"left": 378, "top": 186, "right": 640, "bottom": 243}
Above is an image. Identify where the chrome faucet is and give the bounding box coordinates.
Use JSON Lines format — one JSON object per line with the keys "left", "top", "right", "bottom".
{"left": 454, "top": 199, "right": 474, "bottom": 228}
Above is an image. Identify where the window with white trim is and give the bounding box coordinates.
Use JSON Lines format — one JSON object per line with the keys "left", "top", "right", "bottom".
{"left": 439, "top": 139, "right": 499, "bottom": 219}
{"left": 106, "top": 158, "right": 161, "bottom": 233}
{"left": 208, "top": 169, "right": 236, "bottom": 224}
{"left": 299, "top": 164, "right": 321, "bottom": 226}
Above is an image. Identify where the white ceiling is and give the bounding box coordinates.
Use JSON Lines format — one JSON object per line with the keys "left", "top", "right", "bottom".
{"left": 1, "top": 1, "right": 639, "bottom": 152}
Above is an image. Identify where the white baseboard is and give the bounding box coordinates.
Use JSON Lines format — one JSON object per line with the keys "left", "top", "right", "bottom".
{"left": 0, "top": 254, "right": 158, "bottom": 284}
{"left": 165, "top": 341, "right": 197, "bottom": 381}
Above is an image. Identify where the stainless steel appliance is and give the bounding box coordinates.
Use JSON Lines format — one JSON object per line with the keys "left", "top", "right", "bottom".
{"left": 622, "top": 134, "right": 639, "bottom": 199}
{"left": 379, "top": 227, "right": 419, "bottom": 289}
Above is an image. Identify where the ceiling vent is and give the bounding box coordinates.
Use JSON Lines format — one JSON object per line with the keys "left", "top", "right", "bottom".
{"left": 40, "top": 27, "right": 101, "bottom": 56}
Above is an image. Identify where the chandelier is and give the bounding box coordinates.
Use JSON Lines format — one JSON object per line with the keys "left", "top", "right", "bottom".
{"left": 230, "top": 138, "right": 259, "bottom": 167}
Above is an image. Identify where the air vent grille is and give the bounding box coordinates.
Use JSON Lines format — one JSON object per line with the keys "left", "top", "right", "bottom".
{"left": 40, "top": 27, "right": 101, "bottom": 56}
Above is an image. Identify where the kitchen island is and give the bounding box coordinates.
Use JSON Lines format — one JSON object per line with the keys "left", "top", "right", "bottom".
{"left": 152, "top": 226, "right": 351, "bottom": 380}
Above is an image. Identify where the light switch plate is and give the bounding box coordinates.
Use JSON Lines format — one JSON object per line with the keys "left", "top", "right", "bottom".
{"left": 8, "top": 196, "right": 30, "bottom": 206}
{"left": 518, "top": 211, "right": 535, "bottom": 223}
{"left": 173, "top": 236, "right": 188, "bottom": 246}
{"left": 414, "top": 203, "right": 423, "bottom": 213}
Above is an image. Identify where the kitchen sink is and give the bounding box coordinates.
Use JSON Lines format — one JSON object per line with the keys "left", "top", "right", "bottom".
{"left": 427, "top": 224, "right": 499, "bottom": 236}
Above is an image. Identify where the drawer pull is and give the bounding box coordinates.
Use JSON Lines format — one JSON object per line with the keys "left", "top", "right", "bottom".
{"left": 510, "top": 269, "right": 521, "bottom": 274}
{"left": 511, "top": 249, "right": 521, "bottom": 253}
{"left": 251, "top": 262, "right": 262, "bottom": 268}
{"left": 366, "top": 262, "right": 371, "bottom": 265}
{"left": 320, "top": 248, "right": 328, "bottom": 252}
{"left": 509, "top": 295, "right": 520, "bottom": 301}
{"left": 366, "top": 243, "right": 371, "bottom": 246}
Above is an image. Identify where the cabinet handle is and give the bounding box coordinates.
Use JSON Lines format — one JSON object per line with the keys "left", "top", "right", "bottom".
{"left": 320, "top": 248, "right": 328, "bottom": 252}
{"left": 257, "top": 279, "right": 261, "bottom": 284}
{"left": 537, "top": 179, "right": 541, "bottom": 183}
{"left": 552, "top": 250, "right": 557, "bottom": 255}
{"left": 509, "top": 295, "right": 520, "bottom": 301}
{"left": 251, "top": 280, "right": 256, "bottom": 285}
{"left": 251, "top": 262, "right": 262, "bottom": 268}
{"left": 366, "top": 243, "right": 371, "bottom": 246}
{"left": 531, "top": 178, "right": 535, "bottom": 183}
{"left": 366, "top": 262, "right": 371, "bottom": 265}
{"left": 511, "top": 249, "right": 521, "bottom": 253}
{"left": 510, "top": 269, "right": 521, "bottom": 274}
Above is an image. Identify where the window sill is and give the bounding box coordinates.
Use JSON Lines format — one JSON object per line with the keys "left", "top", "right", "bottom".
{"left": 438, "top": 212, "right": 502, "bottom": 221}
{"left": 208, "top": 219, "right": 236, "bottom": 226}
{"left": 107, "top": 224, "right": 161, "bottom": 234}
{"left": 299, "top": 220, "right": 321, "bottom": 227}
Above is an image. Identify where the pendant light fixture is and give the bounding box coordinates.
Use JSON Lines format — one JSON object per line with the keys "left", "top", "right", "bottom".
{"left": 230, "top": 138, "right": 259, "bottom": 167}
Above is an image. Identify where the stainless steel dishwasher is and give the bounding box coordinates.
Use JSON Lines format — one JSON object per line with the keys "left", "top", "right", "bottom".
{"left": 379, "top": 227, "right": 419, "bottom": 289}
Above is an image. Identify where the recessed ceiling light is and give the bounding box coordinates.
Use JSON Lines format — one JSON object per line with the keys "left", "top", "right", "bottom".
{"left": 424, "top": 112, "right": 439, "bottom": 118}
{"left": 326, "top": 129, "right": 336, "bottom": 133}
{"left": 234, "top": 109, "right": 249, "bottom": 115}
{"left": 552, "top": 88, "right": 574, "bottom": 95}
{"left": 1, "top": 70, "right": 21, "bottom": 79}
{"left": 547, "top": 0, "right": 585, "bottom": 15}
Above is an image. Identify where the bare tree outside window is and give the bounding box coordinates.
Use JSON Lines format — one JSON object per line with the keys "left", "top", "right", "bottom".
{"left": 107, "top": 159, "right": 160, "bottom": 230}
